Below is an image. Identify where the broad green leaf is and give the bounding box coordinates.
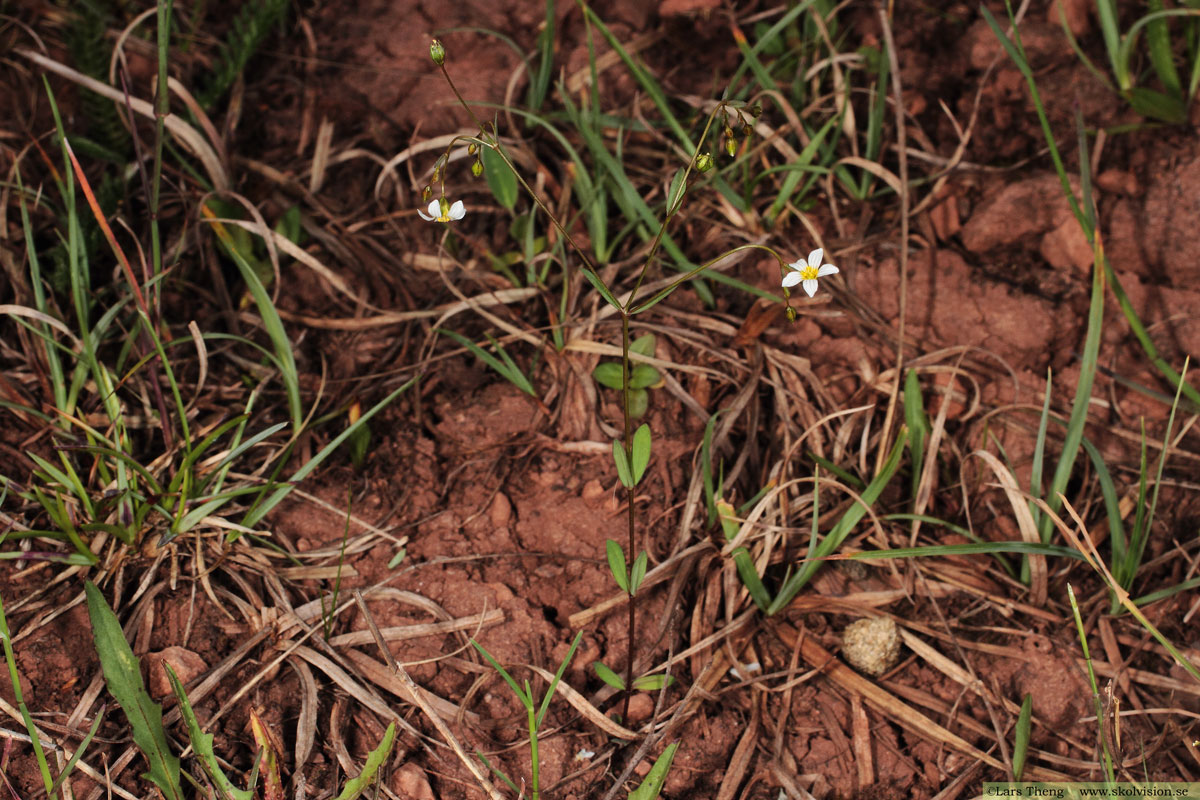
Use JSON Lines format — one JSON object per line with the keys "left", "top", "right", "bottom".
{"left": 332, "top": 722, "right": 396, "bottom": 800}
{"left": 593, "top": 362, "right": 624, "bottom": 390}
{"left": 85, "top": 582, "right": 182, "bottom": 800}
{"left": 629, "top": 364, "right": 660, "bottom": 390}
{"left": 593, "top": 660, "right": 626, "bottom": 691}
{"left": 629, "top": 742, "right": 678, "bottom": 800}
{"left": 482, "top": 145, "right": 518, "bottom": 209}
{"left": 629, "top": 550, "right": 648, "bottom": 595}
{"left": 606, "top": 538, "right": 629, "bottom": 593}
{"left": 631, "top": 674, "right": 675, "bottom": 692}
{"left": 612, "top": 440, "right": 633, "bottom": 488}
{"left": 631, "top": 423, "right": 651, "bottom": 485}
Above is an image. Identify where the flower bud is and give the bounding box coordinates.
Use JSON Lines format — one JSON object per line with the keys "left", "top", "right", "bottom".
{"left": 696, "top": 152, "right": 714, "bottom": 172}
{"left": 742, "top": 124, "right": 753, "bottom": 138}
{"left": 432, "top": 166, "right": 441, "bottom": 183}
{"left": 749, "top": 103, "right": 762, "bottom": 117}
{"left": 725, "top": 136, "right": 738, "bottom": 157}
{"left": 430, "top": 39, "right": 445, "bottom": 65}
{"left": 471, "top": 159, "right": 483, "bottom": 177}
{"left": 786, "top": 306, "right": 797, "bottom": 323}
{"left": 723, "top": 124, "right": 734, "bottom": 140}
{"left": 422, "top": 185, "right": 432, "bottom": 202}
{"left": 468, "top": 142, "right": 478, "bottom": 156}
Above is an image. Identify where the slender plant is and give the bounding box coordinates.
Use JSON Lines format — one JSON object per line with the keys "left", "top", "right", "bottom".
{"left": 422, "top": 34, "right": 840, "bottom": 723}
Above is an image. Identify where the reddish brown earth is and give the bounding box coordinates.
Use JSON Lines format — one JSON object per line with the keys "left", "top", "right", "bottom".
{"left": 3, "top": 1, "right": 1200, "bottom": 799}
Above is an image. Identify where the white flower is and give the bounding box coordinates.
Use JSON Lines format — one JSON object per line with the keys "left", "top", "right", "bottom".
{"left": 782, "top": 248, "right": 839, "bottom": 297}
{"left": 418, "top": 198, "right": 466, "bottom": 223}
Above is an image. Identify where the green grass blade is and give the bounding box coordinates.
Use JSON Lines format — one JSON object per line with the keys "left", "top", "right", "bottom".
{"left": 535, "top": 630, "right": 583, "bottom": 728}
{"left": 1012, "top": 693, "right": 1033, "bottom": 780}
{"left": 332, "top": 722, "right": 396, "bottom": 800}
{"left": 239, "top": 375, "right": 417, "bottom": 531}
{"left": 629, "top": 742, "right": 678, "bottom": 800}
{"left": 166, "top": 664, "right": 252, "bottom": 800}
{"left": 768, "top": 433, "right": 906, "bottom": 615}
{"left": 204, "top": 210, "right": 302, "bottom": 430}
{"left": 84, "top": 582, "right": 182, "bottom": 800}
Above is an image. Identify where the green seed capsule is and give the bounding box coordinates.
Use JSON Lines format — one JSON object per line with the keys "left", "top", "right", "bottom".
{"left": 471, "top": 159, "right": 483, "bottom": 177}
{"left": 430, "top": 39, "right": 445, "bottom": 65}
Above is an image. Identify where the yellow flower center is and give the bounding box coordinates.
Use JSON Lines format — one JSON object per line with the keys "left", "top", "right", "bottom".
{"left": 800, "top": 265, "right": 820, "bottom": 280}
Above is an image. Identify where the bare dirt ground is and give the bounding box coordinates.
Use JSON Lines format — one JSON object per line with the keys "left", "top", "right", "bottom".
{"left": 3, "top": 1, "right": 1200, "bottom": 799}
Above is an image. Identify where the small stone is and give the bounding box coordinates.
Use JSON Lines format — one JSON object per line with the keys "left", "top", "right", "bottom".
{"left": 626, "top": 693, "right": 655, "bottom": 724}
{"left": 392, "top": 762, "right": 435, "bottom": 800}
{"left": 145, "top": 647, "right": 208, "bottom": 699}
{"left": 488, "top": 492, "right": 512, "bottom": 528}
{"left": 841, "top": 617, "right": 901, "bottom": 677}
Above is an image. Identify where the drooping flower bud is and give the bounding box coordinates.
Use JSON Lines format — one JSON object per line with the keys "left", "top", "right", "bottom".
{"left": 430, "top": 39, "right": 445, "bottom": 65}
{"left": 725, "top": 136, "right": 738, "bottom": 157}
{"left": 471, "top": 159, "right": 484, "bottom": 177}
{"left": 696, "top": 152, "right": 714, "bottom": 172}
{"left": 422, "top": 185, "right": 432, "bottom": 202}
{"left": 468, "top": 142, "right": 478, "bottom": 156}
{"left": 786, "top": 306, "right": 797, "bottom": 323}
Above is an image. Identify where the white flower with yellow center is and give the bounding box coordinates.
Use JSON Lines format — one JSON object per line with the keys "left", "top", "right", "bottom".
{"left": 782, "top": 248, "right": 838, "bottom": 297}
{"left": 418, "top": 198, "right": 466, "bottom": 223}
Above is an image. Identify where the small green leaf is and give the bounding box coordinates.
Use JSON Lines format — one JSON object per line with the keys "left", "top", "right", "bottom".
{"left": 631, "top": 423, "right": 651, "bottom": 485}
{"left": 631, "top": 674, "right": 675, "bottom": 692}
{"left": 583, "top": 267, "right": 621, "bottom": 309}
{"left": 630, "top": 334, "right": 656, "bottom": 357}
{"left": 666, "top": 168, "right": 687, "bottom": 215}
{"left": 629, "top": 364, "right": 660, "bottom": 389}
{"left": 629, "top": 550, "right": 648, "bottom": 595}
{"left": 629, "top": 742, "right": 678, "bottom": 800}
{"left": 274, "top": 205, "right": 302, "bottom": 245}
{"left": 612, "top": 440, "right": 633, "bottom": 488}
{"left": 482, "top": 145, "right": 518, "bottom": 209}
{"left": 387, "top": 548, "right": 406, "bottom": 568}
{"left": 593, "top": 660, "right": 626, "bottom": 691}
{"left": 715, "top": 498, "right": 739, "bottom": 542}
{"left": 627, "top": 388, "right": 649, "bottom": 419}
{"left": 606, "top": 539, "right": 629, "bottom": 593}
{"left": 1013, "top": 693, "right": 1033, "bottom": 781}
{"left": 593, "top": 362, "right": 624, "bottom": 390}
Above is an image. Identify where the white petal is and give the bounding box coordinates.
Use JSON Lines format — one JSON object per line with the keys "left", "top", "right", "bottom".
{"left": 802, "top": 278, "right": 818, "bottom": 297}
{"left": 782, "top": 271, "right": 803, "bottom": 288}
{"left": 817, "top": 264, "right": 839, "bottom": 277}
{"left": 807, "top": 248, "right": 824, "bottom": 269}
{"left": 448, "top": 200, "right": 465, "bottom": 220}
{"left": 420, "top": 199, "right": 442, "bottom": 221}
{"left": 786, "top": 259, "right": 805, "bottom": 271}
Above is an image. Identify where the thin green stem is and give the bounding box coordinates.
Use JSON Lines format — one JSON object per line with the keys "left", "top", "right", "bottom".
{"left": 620, "top": 311, "right": 637, "bottom": 723}
{"left": 527, "top": 697, "right": 540, "bottom": 799}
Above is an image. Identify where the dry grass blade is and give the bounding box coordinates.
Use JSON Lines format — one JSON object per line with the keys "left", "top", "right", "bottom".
{"left": 329, "top": 608, "right": 504, "bottom": 647}
{"left": 289, "top": 659, "right": 318, "bottom": 770}
{"left": 275, "top": 287, "right": 539, "bottom": 329}
{"left": 967, "top": 449, "right": 1047, "bottom": 606}
{"left": 350, "top": 591, "right": 503, "bottom": 800}
{"left": 775, "top": 622, "right": 1013, "bottom": 773}
{"left": 17, "top": 49, "right": 228, "bottom": 190}
{"left": 525, "top": 665, "right": 636, "bottom": 740}
{"left": 715, "top": 702, "right": 758, "bottom": 800}
{"left": 342, "top": 650, "right": 480, "bottom": 724}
